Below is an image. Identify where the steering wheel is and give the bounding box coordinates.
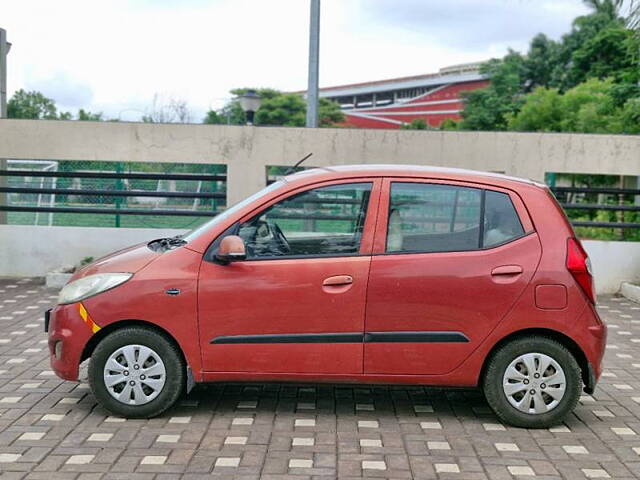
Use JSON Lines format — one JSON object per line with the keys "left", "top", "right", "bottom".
{"left": 271, "top": 222, "right": 291, "bottom": 255}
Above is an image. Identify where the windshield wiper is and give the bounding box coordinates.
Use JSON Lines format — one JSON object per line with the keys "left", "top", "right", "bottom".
{"left": 148, "top": 235, "right": 186, "bottom": 252}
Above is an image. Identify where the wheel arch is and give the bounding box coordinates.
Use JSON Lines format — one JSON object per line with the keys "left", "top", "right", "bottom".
{"left": 80, "top": 319, "right": 186, "bottom": 366}
{"left": 479, "top": 328, "right": 590, "bottom": 391}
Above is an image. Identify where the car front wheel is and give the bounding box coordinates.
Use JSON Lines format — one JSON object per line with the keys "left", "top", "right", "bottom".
{"left": 88, "top": 327, "right": 185, "bottom": 418}
{"left": 482, "top": 336, "right": 582, "bottom": 428}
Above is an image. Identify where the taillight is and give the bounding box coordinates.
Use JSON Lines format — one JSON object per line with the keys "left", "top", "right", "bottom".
{"left": 566, "top": 237, "right": 596, "bottom": 304}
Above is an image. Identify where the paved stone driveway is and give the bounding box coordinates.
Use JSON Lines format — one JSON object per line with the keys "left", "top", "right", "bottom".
{"left": 1, "top": 278, "right": 640, "bottom": 479}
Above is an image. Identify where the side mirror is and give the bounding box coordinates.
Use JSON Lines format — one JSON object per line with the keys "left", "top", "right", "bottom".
{"left": 216, "top": 235, "right": 246, "bottom": 264}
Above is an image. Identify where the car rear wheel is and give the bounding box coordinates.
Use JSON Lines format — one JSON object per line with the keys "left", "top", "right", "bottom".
{"left": 88, "top": 327, "right": 185, "bottom": 418}
{"left": 482, "top": 336, "right": 581, "bottom": 428}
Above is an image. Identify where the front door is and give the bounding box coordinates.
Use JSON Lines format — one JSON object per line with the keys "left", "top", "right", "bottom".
{"left": 198, "top": 179, "right": 380, "bottom": 374}
{"left": 364, "top": 179, "right": 541, "bottom": 375}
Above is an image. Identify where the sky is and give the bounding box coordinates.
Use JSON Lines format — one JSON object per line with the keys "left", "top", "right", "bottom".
{"left": 3, "top": 0, "right": 591, "bottom": 122}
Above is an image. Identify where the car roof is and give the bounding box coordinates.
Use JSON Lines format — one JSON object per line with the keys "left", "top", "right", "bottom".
{"left": 284, "top": 164, "right": 545, "bottom": 190}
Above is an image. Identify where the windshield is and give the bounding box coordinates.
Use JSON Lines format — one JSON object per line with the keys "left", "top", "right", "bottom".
{"left": 182, "top": 180, "right": 286, "bottom": 243}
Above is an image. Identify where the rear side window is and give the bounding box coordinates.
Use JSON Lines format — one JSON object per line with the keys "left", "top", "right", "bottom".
{"left": 387, "top": 183, "right": 481, "bottom": 253}
{"left": 483, "top": 191, "right": 525, "bottom": 247}
{"left": 386, "top": 183, "right": 526, "bottom": 253}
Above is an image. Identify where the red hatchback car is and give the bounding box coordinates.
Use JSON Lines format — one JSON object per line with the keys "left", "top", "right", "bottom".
{"left": 46, "top": 165, "right": 606, "bottom": 428}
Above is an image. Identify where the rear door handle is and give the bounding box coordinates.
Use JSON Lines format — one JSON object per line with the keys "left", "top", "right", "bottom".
{"left": 323, "top": 275, "right": 353, "bottom": 286}
{"left": 491, "top": 265, "right": 523, "bottom": 276}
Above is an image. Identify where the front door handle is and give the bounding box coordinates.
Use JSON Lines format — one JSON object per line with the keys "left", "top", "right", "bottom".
{"left": 491, "top": 265, "right": 523, "bottom": 276}
{"left": 323, "top": 275, "right": 353, "bottom": 286}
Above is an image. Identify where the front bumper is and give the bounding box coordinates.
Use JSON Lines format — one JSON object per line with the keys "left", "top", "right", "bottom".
{"left": 46, "top": 303, "right": 95, "bottom": 381}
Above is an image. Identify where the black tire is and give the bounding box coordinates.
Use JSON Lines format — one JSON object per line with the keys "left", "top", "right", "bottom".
{"left": 482, "top": 336, "right": 581, "bottom": 429}
{"left": 88, "top": 327, "right": 185, "bottom": 418}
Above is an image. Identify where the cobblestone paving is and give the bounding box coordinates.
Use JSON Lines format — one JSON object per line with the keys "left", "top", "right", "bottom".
{"left": 1, "top": 278, "right": 640, "bottom": 479}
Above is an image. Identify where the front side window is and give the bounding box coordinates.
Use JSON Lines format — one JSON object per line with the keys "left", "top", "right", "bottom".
{"left": 483, "top": 190, "right": 525, "bottom": 247}
{"left": 238, "top": 183, "right": 372, "bottom": 259}
{"left": 182, "top": 180, "right": 285, "bottom": 243}
{"left": 387, "top": 183, "right": 481, "bottom": 253}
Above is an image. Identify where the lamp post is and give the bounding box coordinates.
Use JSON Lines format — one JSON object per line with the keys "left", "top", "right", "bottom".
{"left": 306, "top": 0, "right": 320, "bottom": 128}
{"left": 0, "top": 28, "right": 10, "bottom": 118}
{"left": 237, "top": 90, "right": 262, "bottom": 126}
{"left": 0, "top": 28, "right": 11, "bottom": 225}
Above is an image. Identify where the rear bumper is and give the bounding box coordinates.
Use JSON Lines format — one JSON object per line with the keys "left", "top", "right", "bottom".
{"left": 46, "top": 303, "right": 95, "bottom": 381}
{"left": 584, "top": 362, "right": 597, "bottom": 394}
{"left": 580, "top": 304, "right": 607, "bottom": 394}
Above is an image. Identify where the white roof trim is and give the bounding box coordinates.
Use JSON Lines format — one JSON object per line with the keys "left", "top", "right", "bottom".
{"left": 348, "top": 98, "right": 460, "bottom": 113}
{"left": 319, "top": 73, "right": 485, "bottom": 98}
{"left": 398, "top": 84, "right": 449, "bottom": 104}
{"left": 349, "top": 109, "right": 461, "bottom": 117}
{"left": 345, "top": 111, "right": 405, "bottom": 126}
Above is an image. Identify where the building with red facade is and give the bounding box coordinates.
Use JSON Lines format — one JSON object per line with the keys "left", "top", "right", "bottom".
{"left": 317, "top": 62, "right": 488, "bottom": 129}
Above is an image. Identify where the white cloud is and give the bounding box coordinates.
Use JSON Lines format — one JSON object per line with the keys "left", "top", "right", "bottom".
{"left": 2, "top": 0, "right": 590, "bottom": 121}
{"left": 27, "top": 71, "right": 93, "bottom": 108}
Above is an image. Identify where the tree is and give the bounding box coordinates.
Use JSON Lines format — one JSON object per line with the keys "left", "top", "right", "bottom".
{"left": 620, "top": 97, "right": 640, "bottom": 134}
{"left": 629, "top": 0, "right": 640, "bottom": 29}
{"left": 507, "top": 78, "right": 638, "bottom": 134}
{"left": 400, "top": 119, "right": 429, "bottom": 130}
{"left": 318, "top": 98, "right": 345, "bottom": 126}
{"left": 506, "top": 87, "right": 563, "bottom": 132}
{"left": 460, "top": 52, "right": 527, "bottom": 130}
{"left": 570, "top": 26, "right": 639, "bottom": 85}
{"left": 459, "top": 0, "right": 639, "bottom": 131}
{"left": 254, "top": 93, "right": 306, "bottom": 126}
{"left": 7, "top": 89, "right": 109, "bottom": 121}
{"left": 203, "top": 89, "right": 280, "bottom": 125}
{"left": 439, "top": 118, "right": 460, "bottom": 130}
{"left": 526, "top": 34, "right": 562, "bottom": 90}
{"left": 581, "top": 0, "right": 640, "bottom": 26}
{"left": 204, "top": 101, "right": 246, "bottom": 125}
{"left": 205, "top": 88, "right": 344, "bottom": 127}
{"left": 551, "top": 0, "right": 640, "bottom": 89}
{"left": 7, "top": 89, "right": 59, "bottom": 119}
{"left": 77, "top": 109, "right": 103, "bottom": 121}
{"left": 203, "top": 110, "right": 227, "bottom": 125}
{"left": 582, "top": 0, "right": 626, "bottom": 21}
{"left": 142, "top": 94, "right": 192, "bottom": 123}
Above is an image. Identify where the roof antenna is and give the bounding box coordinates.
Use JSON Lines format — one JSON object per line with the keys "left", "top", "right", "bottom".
{"left": 284, "top": 152, "right": 313, "bottom": 176}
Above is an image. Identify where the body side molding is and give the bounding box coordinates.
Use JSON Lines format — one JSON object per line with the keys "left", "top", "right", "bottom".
{"left": 210, "top": 331, "right": 469, "bottom": 344}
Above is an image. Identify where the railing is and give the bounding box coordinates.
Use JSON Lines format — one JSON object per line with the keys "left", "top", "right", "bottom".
{"left": 0, "top": 169, "right": 226, "bottom": 226}
{"left": 2, "top": 170, "right": 639, "bottom": 232}
{"left": 551, "top": 186, "right": 640, "bottom": 230}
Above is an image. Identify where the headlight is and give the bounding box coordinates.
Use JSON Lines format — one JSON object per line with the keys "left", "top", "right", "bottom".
{"left": 58, "top": 273, "right": 133, "bottom": 305}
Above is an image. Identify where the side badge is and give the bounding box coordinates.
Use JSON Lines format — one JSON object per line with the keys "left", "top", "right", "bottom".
{"left": 165, "top": 288, "right": 181, "bottom": 296}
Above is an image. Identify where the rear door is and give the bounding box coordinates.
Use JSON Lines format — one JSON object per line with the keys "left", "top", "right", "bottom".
{"left": 364, "top": 178, "right": 541, "bottom": 375}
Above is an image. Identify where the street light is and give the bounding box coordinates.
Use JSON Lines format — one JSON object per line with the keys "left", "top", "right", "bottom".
{"left": 0, "top": 28, "right": 11, "bottom": 118}
{"left": 0, "top": 29, "right": 10, "bottom": 226}
{"left": 237, "top": 90, "right": 261, "bottom": 125}
{"left": 306, "top": 0, "right": 320, "bottom": 128}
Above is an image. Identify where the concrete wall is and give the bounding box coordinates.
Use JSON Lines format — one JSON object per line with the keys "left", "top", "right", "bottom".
{"left": 1, "top": 224, "right": 637, "bottom": 295}
{"left": 0, "top": 225, "right": 187, "bottom": 277}
{"left": 1, "top": 120, "right": 638, "bottom": 291}
{"left": 1, "top": 119, "right": 639, "bottom": 204}
{"left": 583, "top": 240, "right": 640, "bottom": 294}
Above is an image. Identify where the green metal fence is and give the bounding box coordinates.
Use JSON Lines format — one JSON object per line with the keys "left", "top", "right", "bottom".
{"left": 2, "top": 159, "right": 227, "bottom": 229}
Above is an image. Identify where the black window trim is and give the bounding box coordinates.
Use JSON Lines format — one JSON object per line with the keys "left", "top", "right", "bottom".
{"left": 383, "top": 182, "right": 532, "bottom": 256}
{"left": 375, "top": 230, "right": 535, "bottom": 257}
{"left": 478, "top": 189, "right": 486, "bottom": 249}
